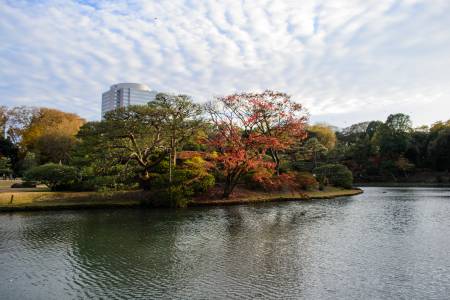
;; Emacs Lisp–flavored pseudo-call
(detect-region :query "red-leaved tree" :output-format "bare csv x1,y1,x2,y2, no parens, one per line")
206,91,308,198
219,90,309,174
206,102,279,198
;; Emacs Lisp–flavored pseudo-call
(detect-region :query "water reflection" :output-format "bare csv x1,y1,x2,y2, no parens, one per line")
1,188,450,299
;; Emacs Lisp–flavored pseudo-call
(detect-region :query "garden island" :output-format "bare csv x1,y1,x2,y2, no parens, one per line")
0,91,363,211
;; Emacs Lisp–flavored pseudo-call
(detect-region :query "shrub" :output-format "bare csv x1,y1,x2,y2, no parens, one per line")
24,163,79,191
144,167,215,208
191,173,215,194
11,181,37,188
295,172,319,190
247,169,299,192
313,164,353,189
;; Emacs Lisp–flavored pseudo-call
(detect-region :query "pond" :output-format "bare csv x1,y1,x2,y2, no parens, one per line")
1,187,450,299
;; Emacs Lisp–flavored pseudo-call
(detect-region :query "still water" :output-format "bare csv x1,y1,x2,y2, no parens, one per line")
1,187,450,299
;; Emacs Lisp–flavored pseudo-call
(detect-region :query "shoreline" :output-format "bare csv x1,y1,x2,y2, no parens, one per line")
0,188,363,212
356,182,450,187
190,188,363,207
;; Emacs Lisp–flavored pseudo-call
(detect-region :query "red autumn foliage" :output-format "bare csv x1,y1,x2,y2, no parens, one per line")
207,121,278,198
218,90,309,174
205,90,309,198
251,170,299,192
295,172,319,190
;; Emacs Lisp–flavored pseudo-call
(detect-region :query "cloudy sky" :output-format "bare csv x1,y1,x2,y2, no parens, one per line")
1,0,450,127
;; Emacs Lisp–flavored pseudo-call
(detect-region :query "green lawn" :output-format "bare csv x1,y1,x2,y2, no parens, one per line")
0,190,145,211
0,186,363,211
0,180,17,189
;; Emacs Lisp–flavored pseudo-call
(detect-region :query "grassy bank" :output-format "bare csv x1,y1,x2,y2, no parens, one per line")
0,187,363,212
190,187,363,207
0,190,148,212
357,182,450,187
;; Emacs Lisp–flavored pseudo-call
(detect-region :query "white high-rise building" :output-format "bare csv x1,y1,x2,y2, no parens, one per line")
101,83,158,117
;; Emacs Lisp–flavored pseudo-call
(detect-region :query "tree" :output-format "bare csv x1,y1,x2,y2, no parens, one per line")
314,164,353,189
4,106,38,144
19,152,38,174
405,129,429,168
216,90,308,174
71,121,133,191
428,127,450,171
0,137,19,173
0,106,7,138
366,121,384,139
308,124,336,150
430,120,450,135
206,100,280,198
24,163,79,191
385,113,412,133
84,105,171,189
148,93,203,167
395,155,415,177
373,114,412,160
20,108,85,164
0,156,12,176
303,138,328,168
340,121,371,143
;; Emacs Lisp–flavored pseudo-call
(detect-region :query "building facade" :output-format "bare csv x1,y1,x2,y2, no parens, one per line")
101,83,158,117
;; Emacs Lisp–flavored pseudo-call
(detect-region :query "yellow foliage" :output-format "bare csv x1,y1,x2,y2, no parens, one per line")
308,123,337,150
21,108,85,150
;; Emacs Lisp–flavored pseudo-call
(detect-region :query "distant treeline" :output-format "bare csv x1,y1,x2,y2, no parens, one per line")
329,114,450,182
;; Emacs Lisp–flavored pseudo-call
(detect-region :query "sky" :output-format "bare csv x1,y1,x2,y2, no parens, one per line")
1,0,450,128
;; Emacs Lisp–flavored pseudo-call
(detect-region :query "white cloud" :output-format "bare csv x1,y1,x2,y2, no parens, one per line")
1,0,450,126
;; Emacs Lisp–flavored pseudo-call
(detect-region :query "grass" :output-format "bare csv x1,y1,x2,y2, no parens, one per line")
190,186,363,206
0,180,17,189
0,179,49,192
0,190,147,211
0,185,363,212
306,187,364,198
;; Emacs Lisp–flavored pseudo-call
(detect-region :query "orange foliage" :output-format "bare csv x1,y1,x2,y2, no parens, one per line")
21,108,85,150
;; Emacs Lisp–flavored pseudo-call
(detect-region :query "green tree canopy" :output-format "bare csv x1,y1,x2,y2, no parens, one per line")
428,127,450,171
0,156,12,175
149,93,204,166
24,163,79,191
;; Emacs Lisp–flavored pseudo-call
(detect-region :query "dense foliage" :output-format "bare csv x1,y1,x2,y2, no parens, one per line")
11,92,450,204
24,163,79,191
331,115,450,182
314,164,353,189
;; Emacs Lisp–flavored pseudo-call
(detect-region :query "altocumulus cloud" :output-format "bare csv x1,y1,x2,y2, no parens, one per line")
1,0,450,126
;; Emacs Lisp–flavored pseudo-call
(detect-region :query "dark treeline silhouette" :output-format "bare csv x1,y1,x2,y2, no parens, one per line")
327,114,450,183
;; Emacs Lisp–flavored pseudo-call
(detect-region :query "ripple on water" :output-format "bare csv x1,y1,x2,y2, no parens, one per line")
1,189,450,299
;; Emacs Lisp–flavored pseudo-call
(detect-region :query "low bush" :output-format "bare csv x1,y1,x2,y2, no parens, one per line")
24,163,79,191
313,164,353,189
73,176,127,192
247,169,298,192
144,166,215,208
295,172,319,190
11,181,37,188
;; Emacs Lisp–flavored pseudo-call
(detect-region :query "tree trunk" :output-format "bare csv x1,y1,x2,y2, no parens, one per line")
269,148,281,175
172,148,177,167
171,137,177,167
222,183,232,198
313,151,317,168
222,174,235,198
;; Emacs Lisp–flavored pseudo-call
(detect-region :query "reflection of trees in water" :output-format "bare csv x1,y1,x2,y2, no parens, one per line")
383,188,419,233
351,188,421,294
13,201,352,298
217,203,325,296
19,211,80,251
70,209,185,298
